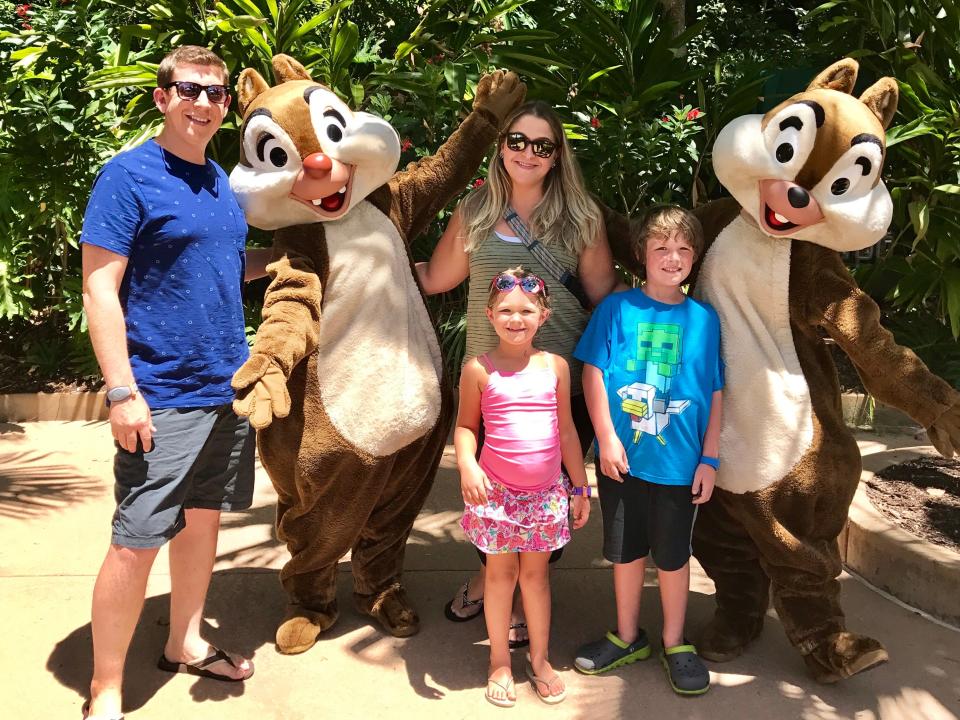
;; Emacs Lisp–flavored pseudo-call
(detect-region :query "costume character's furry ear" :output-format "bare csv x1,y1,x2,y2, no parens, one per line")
859,77,899,129
272,54,313,83
237,68,270,116
807,58,859,94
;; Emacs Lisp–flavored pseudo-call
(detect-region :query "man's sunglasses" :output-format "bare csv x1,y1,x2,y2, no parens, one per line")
504,131,558,159
163,81,230,105
491,272,548,295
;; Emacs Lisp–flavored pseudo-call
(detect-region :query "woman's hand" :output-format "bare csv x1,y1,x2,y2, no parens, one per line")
460,463,492,506
571,494,590,529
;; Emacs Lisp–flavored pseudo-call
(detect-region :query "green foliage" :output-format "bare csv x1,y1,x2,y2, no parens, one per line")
0,0,957,389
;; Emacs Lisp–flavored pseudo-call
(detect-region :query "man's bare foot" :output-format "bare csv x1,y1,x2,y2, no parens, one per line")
161,643,253,680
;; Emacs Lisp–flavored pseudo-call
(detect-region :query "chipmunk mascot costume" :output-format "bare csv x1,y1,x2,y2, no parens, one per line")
228,55,525,654
687,59,960,682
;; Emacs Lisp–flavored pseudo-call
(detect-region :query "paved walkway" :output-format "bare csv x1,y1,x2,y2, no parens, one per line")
1,421,958,720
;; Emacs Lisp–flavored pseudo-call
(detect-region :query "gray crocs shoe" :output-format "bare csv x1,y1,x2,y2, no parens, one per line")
574,629,651,675
661,642,710,695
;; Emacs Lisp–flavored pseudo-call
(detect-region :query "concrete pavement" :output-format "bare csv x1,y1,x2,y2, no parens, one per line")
1,420,958,720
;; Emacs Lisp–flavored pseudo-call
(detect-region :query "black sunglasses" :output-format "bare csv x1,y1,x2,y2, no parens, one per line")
504,131,558,159
163,81,230,105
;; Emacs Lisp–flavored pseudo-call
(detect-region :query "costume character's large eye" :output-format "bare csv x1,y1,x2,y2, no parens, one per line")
813,141,883,203
241,112,299,174
304,85,353,152
763,102,819,173
322,109,346,143
257,132,291,168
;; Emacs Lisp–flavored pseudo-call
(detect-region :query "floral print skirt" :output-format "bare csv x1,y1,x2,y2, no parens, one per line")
461,474,571,554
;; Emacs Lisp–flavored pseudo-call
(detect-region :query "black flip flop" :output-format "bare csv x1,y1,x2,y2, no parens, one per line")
508,621,530,650
157,646,254,682
443,579,484,622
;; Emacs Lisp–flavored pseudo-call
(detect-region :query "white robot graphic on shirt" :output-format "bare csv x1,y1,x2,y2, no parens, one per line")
618,322,689,445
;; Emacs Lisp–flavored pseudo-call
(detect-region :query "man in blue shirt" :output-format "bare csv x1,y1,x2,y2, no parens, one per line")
81,46,270,720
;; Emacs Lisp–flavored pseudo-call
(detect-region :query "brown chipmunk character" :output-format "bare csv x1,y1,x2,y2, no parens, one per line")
229,55,525,654
686,59,960,682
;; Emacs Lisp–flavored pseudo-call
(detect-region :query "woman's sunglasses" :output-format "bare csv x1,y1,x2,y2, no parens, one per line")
503,131,558,159
491,272,548,295
164,81,230,105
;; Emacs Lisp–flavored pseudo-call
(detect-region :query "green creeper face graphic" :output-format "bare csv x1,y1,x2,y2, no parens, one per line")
637,323,681,377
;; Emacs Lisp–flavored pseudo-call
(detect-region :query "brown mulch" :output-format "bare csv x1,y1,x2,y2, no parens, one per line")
0,355,101,395
866,456,960,554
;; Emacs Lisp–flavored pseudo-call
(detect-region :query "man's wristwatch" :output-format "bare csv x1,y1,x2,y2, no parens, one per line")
106,382,138,404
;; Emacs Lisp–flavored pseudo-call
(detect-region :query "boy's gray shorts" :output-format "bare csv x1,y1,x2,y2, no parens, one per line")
111,404,255,548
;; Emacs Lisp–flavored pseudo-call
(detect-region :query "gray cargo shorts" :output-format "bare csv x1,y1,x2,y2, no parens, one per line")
111,404,255,548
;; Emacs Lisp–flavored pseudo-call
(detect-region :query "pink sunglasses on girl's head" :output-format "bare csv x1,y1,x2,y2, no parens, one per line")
490,272,548,295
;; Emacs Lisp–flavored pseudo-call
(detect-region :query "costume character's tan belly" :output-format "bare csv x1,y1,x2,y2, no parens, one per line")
695,214,814,494
316,201,442,457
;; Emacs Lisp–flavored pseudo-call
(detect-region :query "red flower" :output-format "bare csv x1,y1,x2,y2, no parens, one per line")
22,21,31,29
15,4,31,18
473,178,485,189
401,138,413,152
661,115,670,123
686,108,702,121
590,116,601,129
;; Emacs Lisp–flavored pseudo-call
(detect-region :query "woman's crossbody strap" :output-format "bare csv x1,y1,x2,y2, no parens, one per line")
503,207,591,311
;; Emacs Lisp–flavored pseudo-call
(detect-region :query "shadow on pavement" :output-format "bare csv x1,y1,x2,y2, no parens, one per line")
0,448,103,519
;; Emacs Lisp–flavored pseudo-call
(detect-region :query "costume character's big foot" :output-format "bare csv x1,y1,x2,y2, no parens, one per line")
354,583,419,638
803,632,888,684
803,630,890,684
697,610,764,663
276,601,339,655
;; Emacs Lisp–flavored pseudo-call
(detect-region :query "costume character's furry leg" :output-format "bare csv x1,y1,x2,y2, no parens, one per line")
693,489,769,661
351,384,454,637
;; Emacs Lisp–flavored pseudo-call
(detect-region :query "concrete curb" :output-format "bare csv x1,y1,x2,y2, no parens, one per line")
0,391,108,422
841,466,960,628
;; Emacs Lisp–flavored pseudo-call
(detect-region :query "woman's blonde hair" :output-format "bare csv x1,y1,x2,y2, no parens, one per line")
485,266,551,312
459,101,601,256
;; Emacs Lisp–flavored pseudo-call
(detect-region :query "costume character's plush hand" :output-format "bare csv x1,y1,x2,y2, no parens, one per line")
231,353,291,430
927,400,960,458
473,70,526,126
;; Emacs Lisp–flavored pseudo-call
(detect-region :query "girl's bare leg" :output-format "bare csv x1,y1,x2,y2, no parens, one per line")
519,551,564,698
484,553,519,702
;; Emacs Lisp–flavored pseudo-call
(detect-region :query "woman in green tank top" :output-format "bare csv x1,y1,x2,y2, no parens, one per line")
417,100,619,663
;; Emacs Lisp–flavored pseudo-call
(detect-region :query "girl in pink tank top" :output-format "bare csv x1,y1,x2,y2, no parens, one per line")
455,267,591,708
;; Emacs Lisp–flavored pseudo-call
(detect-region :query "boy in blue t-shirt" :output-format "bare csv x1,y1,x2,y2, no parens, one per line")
572,205,723,695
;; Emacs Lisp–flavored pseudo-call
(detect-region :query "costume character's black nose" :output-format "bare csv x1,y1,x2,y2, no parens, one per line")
788,186,810,208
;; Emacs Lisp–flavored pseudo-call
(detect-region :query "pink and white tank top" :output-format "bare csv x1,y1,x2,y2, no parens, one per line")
478,354,562,492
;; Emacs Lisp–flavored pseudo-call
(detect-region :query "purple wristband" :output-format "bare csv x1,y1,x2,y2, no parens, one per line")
571,485,593,497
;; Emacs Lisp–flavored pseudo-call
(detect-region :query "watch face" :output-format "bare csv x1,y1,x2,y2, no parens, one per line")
107,386,132,402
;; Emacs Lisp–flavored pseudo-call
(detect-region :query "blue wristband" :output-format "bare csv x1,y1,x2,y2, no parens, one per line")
699,455,720,470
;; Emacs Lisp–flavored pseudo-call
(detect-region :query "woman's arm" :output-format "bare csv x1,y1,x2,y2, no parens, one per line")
578,220,618,306
552,355,588,488
551,354,591,529
454,358,490,505
415,206,471,295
